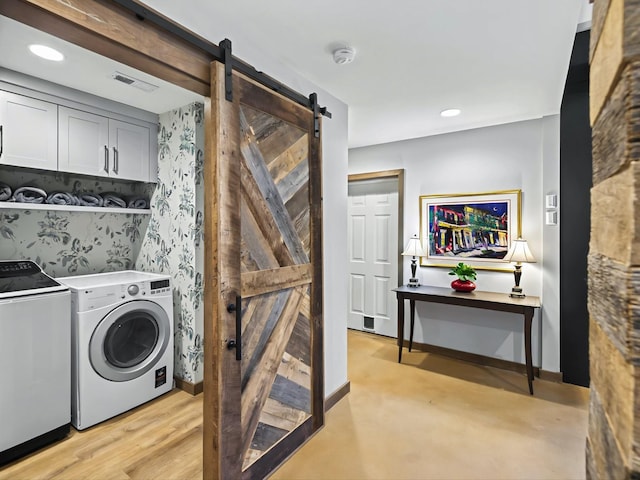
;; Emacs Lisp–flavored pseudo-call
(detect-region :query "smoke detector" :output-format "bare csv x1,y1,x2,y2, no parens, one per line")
111,71,159,93
333,47,356,65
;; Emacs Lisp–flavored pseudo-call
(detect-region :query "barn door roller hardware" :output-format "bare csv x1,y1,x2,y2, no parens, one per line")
112,0,331,129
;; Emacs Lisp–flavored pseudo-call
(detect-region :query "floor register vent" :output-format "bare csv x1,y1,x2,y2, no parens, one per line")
111,72,159,93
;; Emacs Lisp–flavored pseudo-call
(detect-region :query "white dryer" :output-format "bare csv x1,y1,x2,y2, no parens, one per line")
58,271,174,430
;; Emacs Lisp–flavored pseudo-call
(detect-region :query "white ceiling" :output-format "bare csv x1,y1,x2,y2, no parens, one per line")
0,1,591,148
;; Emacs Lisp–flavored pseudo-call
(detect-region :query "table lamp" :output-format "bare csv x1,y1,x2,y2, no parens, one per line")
401,234,426,287
502,238,536,298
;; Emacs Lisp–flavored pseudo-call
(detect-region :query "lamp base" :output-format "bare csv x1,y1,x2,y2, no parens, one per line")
407,278,420,288
509,286,526,298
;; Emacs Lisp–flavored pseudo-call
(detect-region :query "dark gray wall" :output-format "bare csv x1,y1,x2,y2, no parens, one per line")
560,30,591,386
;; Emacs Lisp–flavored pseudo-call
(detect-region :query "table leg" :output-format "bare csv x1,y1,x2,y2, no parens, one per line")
524,307,534,395
397,295,404,363
409,299,416,352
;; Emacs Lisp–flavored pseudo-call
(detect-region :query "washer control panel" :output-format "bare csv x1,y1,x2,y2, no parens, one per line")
150,279,171,295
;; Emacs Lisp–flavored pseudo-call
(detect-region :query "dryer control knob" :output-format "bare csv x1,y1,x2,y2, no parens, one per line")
127,284,139,296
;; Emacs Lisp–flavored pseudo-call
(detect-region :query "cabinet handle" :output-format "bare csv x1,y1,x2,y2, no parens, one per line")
104,145,109,173
113,147,118,174
0,125,3,158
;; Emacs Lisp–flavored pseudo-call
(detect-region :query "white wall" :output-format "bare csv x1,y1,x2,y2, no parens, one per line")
349,117,561,372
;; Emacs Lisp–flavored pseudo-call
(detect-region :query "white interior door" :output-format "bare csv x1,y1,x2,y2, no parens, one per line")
347,178,399,337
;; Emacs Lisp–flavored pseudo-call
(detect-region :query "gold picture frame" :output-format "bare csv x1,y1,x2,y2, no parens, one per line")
419,189,522,272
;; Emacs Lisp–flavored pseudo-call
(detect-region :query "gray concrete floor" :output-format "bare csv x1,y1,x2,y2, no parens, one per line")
273,329,589,480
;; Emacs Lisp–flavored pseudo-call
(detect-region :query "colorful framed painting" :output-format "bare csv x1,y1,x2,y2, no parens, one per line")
419,190,521,271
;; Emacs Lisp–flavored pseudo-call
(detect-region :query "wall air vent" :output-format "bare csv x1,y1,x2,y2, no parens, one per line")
111,71,159,93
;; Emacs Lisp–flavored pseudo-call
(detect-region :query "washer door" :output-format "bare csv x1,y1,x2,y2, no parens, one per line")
90,300,171,382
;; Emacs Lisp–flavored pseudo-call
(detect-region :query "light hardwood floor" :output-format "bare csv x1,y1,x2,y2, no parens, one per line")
0,330,589,480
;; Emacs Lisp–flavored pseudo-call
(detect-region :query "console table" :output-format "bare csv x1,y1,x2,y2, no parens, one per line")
392,285,541,394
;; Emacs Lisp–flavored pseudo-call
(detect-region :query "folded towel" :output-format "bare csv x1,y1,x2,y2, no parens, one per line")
13,186,47,204
127,197,149,209
46,192,79,206
0,183,11,202
103,193,127,208
77,193,104,207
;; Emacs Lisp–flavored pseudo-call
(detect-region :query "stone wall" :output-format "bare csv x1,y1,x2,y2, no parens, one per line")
587,0,640,477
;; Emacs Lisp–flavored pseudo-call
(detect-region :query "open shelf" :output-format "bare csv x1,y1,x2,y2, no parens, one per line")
0,201,151,215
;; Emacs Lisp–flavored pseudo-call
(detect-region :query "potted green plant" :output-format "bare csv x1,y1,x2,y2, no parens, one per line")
448,262,477,292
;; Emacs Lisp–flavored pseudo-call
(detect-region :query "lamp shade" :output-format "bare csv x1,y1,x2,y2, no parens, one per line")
402,235,426,257
503,238,536,263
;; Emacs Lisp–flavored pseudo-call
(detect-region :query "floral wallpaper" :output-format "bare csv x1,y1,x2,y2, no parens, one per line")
136,102,205,384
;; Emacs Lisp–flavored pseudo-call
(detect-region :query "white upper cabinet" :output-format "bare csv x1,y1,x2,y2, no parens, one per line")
58,107,151,182
109,119,150,182
0,91,58,171
58,106,109,177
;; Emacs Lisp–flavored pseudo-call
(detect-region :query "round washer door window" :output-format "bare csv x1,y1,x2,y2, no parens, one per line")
90,300,171,382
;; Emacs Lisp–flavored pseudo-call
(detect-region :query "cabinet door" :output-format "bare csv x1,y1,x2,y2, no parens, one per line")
0,91,57,170
109,119,150,182
58,106,109,177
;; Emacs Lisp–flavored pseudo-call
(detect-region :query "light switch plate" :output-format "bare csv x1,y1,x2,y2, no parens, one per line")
546,211,558,225
545,194,558,209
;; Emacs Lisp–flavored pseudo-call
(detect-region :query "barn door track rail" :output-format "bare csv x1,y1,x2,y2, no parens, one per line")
112,0,331,136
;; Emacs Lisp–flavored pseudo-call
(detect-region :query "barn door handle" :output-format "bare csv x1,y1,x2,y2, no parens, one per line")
226,295,241,361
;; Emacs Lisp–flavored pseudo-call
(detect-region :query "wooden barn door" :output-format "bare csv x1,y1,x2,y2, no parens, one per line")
204,61,324,479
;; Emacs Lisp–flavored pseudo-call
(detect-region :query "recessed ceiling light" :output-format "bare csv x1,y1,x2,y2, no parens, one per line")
440,108,461,117
29,44,64,62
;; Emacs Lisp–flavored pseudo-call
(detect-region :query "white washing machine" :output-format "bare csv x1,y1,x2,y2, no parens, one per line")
58,271,174,430
0,260,70,465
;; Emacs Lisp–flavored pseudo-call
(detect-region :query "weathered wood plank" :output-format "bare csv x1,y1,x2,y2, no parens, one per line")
203,62,242,480
241,106,306,167
241,198,279,272
240,109,309,265
240,285,306,461
590,163,638,265
250,422,289,452
241,264,312,298
269,135,309,183
588,253,632,358
259,396,309,432
240,294,258,335
308,112,325,429
269,374,311,414
587,385,628,479
242,290,289,388
242,448,262,470
589,318,634,458
241,159,295,267
285,182,310,232
300,289,311,320
278,351,311,389
590,0,624,124
279,162,309,205
592,62,630,186
285,314,311,368
590,0,612,62
292,208,311,256
237,73,310,131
